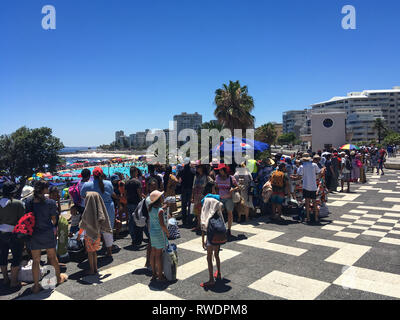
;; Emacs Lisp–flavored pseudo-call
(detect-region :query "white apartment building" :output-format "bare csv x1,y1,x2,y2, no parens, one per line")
282,110,308,138
311,86,400,141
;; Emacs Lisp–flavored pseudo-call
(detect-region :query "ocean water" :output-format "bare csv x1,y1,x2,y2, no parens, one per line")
66,164,148,178
60,147,97,154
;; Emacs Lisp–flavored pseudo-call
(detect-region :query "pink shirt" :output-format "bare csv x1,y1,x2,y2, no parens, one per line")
216,175,237,199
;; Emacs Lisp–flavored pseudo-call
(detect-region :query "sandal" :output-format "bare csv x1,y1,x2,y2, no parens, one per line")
200,281,215,288
214,270,222,280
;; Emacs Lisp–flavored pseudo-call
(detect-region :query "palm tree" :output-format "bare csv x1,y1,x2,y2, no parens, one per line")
255,123,277,145
214,81,255,136
373,118,387,144
200,120,225,132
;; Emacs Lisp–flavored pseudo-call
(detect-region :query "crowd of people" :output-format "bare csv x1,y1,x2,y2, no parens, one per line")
0,144,394,292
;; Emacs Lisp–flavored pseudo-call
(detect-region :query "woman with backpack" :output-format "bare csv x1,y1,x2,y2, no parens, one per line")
28,180,68,294
215,164,239,239
0,181,25,288
200,181,225,288
269,163,289,223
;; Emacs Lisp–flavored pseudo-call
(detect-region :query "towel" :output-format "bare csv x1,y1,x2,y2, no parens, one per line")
200,197,224,232
201,194,220,205
79,192,112,241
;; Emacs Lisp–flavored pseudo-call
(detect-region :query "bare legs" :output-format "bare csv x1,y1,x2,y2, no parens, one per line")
150,247,165,281
87,252,98,275
31,248,67,294
202,245,220,287
305,198,319,222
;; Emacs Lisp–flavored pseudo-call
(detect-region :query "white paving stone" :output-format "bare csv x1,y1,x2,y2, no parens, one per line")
362,230,387,237
297,237,371,266
333,266,400,299
322,225,345,232
98,283,182,300
379,237,400,246
248,271,330,300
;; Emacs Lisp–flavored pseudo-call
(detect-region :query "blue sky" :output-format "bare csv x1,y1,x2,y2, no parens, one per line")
1,0,399,146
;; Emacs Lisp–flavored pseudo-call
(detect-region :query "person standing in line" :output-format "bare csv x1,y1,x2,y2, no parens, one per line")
191,164,211,231
371,149,379,174
28,181,68,294
177,159,195,227
148,191,169,282
80,167,117,257
339,152,352,193
0,182,25,288
125,166,144,247
78,192,113,275
70,169,91,236
296,153,321,223
378,147,387,175
200,181,224,288
163,165,179,216
269,163,289,223
215,163,239,238
324,154,335,192
233,162,254,223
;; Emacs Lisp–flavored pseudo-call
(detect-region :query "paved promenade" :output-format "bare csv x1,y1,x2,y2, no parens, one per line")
1,169,400,300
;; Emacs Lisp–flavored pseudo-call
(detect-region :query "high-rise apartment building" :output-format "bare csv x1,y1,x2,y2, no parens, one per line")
173,112,203,136
311,86,400,140
282,110,308,138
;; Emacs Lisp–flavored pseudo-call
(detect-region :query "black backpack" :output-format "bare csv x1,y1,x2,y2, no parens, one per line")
207,213,227,246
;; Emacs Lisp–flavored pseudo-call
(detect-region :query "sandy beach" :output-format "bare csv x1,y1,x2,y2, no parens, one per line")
61,152,151,159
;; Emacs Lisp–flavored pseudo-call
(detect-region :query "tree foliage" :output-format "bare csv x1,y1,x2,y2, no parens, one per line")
277,132,297,145
214,80,255,135
373,118,388,144
383,131,400,146
255,123,277,145
0,127,64,178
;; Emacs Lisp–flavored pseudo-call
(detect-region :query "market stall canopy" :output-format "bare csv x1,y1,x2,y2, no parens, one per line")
212,137,269,154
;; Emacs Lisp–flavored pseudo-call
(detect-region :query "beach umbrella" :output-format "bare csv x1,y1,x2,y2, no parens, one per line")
61,173,72,177
212,137,269,154
340,144,360,151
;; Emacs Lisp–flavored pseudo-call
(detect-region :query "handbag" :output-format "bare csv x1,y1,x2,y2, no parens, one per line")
230,176,241,204
13,198,35,241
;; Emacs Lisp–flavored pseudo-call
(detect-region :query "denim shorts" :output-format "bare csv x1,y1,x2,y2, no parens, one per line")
271,193,285,205
221,198,234,212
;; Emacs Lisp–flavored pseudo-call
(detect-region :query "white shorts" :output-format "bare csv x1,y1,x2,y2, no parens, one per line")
102,232,114,248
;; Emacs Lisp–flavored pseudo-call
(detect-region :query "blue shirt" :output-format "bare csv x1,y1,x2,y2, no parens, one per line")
80,179,115,228
80,180,114,205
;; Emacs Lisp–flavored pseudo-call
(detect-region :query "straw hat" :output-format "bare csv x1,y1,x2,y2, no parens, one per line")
149,190,164,205
301,153,312,162
21,185,34,200
350,151,356,156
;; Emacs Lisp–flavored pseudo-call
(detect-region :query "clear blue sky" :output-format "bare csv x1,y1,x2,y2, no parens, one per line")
1,0,399,146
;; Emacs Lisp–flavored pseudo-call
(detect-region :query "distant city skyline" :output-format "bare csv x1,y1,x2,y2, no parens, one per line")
1,0,400,146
